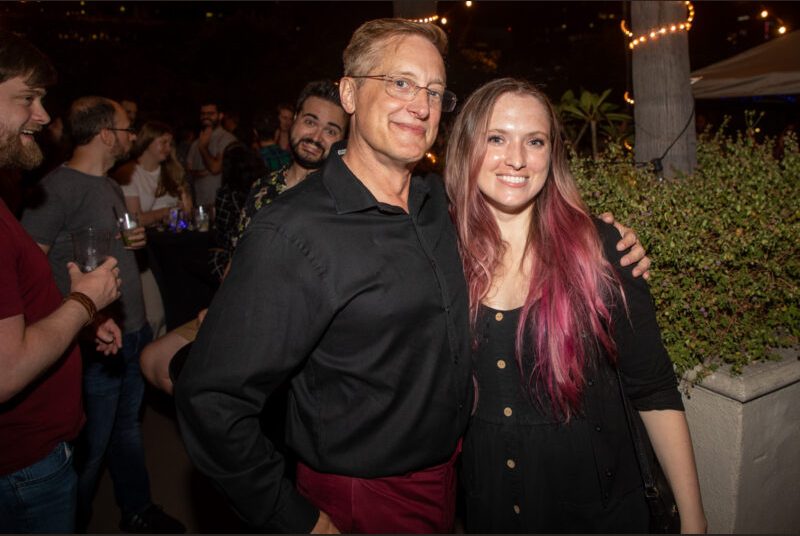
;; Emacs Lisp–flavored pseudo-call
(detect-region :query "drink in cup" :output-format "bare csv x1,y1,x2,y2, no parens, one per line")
117,212,138,246
194,206,210,232
71,227,112,272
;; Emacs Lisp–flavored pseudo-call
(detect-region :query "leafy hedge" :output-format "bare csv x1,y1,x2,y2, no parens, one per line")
572,129,800,374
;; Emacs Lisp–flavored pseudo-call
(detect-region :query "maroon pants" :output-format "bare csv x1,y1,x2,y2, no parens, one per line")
296,442,461,534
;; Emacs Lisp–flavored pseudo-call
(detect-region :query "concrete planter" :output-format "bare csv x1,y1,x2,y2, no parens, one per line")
681,348,800,534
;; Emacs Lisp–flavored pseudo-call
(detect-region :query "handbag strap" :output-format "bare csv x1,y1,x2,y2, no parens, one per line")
614,366,659,496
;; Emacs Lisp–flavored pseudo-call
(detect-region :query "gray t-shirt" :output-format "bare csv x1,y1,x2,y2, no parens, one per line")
21,165,146,334
186,127,237,206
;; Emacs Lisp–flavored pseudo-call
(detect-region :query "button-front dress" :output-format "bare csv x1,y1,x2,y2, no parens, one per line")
461,222,683,533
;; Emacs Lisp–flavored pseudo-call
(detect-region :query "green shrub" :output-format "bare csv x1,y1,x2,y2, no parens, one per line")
572,130,800,375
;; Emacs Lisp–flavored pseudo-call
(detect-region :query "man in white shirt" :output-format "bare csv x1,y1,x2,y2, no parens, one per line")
185,101,236,206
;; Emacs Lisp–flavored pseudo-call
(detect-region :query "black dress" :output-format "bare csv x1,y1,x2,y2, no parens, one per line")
461,221,683,533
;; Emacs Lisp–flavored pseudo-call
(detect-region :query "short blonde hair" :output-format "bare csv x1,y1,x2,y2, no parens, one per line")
343,18,448,77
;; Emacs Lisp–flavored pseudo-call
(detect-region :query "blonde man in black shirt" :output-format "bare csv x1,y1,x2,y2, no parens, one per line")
176,18,649,534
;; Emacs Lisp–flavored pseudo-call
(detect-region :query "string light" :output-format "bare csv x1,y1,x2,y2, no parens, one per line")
621,1,694,50
410,14,439,24
425,152,437,164
778,26,787,34
466,1,473,7
623,91,635,105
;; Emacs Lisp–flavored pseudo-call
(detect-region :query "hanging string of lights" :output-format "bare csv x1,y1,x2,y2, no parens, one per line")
410,14,440,24
620,1,695,50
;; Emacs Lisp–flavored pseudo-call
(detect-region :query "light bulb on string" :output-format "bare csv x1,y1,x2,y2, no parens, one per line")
622,1,694,50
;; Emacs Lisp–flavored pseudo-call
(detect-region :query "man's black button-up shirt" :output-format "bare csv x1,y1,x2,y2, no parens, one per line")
175,144,473,533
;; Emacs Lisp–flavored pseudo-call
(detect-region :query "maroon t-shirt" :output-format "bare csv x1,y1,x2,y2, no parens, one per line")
0,199,84,475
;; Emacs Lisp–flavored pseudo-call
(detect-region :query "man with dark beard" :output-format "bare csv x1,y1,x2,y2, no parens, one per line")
186,101,237,206
21,96,185,533
235,79,347,242
0,32,123,534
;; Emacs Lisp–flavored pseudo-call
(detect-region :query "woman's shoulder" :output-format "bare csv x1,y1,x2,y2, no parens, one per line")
592,217,625,266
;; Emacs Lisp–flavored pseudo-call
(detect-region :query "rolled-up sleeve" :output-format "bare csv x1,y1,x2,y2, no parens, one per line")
174,217,335,532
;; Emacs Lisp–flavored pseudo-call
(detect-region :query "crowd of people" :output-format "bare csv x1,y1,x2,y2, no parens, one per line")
1,18,707,535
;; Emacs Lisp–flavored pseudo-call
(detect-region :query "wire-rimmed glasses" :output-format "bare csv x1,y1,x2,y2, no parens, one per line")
350,74,458,112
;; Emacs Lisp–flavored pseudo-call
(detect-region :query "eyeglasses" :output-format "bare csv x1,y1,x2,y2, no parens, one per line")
351,74,457,113
106,127,136,134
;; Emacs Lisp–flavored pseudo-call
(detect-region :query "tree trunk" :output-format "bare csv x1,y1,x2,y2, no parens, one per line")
632,1,696,179
590,120,599,160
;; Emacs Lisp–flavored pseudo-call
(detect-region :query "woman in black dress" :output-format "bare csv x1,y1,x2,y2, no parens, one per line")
444,78,706,533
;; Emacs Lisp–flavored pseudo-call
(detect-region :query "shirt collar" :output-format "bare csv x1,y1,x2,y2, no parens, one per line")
322,141,431,216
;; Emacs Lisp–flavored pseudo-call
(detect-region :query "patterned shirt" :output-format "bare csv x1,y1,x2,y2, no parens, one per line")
210,183,248,281
259,143,292,174
232,164,290,250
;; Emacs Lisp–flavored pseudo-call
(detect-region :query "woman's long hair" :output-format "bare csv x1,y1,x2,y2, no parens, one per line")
132,121,188,199
444,78,623,419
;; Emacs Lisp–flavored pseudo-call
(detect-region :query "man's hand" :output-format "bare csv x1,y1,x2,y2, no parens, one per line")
120,225,147,250
310,511,340,534
94,317,122,355
599,212,651,279
198,126,213,149
68,257,121,311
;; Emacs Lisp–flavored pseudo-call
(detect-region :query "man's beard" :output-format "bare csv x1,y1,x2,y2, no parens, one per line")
290,137,326,170
112,138,130,163
0,128,43,170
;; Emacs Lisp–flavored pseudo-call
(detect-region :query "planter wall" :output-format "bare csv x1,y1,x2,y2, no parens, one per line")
681,349,800,534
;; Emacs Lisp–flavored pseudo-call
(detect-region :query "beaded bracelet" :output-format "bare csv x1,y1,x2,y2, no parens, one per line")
64,291,97,326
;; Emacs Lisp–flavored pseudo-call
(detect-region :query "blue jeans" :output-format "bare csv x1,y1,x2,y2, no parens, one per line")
76,324,153,524
0,442,77,533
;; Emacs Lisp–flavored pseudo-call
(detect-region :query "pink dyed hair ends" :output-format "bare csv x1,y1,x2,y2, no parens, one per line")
444,78,623,419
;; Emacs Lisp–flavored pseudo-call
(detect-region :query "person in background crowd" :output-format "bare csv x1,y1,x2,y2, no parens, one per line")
114,120,192,340
120,99,138,129
185,101,237,206
253,109,292,173
446,78,706,533
209,143,266,281
21,96,185,533
175,19,651,533
221,108,240,134
235,79,347,246
275,102,293,151
116,121,193,228
140,79,348,396
0,31,122,533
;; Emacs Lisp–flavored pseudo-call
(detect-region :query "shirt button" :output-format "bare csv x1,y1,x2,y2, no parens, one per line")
497,359,506,369
587,379,594,386
513,504,521,514
495,312,504,321
506,459,516,469
605,468,613,477
503,407,513,417
595,425,602,432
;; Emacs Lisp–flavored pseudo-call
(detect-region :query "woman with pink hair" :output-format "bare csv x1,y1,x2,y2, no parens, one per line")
445,78,706,533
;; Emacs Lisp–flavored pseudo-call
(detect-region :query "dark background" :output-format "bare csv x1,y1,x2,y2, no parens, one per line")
5,1,799,133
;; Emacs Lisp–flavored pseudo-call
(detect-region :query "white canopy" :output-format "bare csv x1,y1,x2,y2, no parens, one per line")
691,31,800,98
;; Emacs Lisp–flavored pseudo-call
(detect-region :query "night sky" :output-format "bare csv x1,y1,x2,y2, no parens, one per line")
5,1,799,130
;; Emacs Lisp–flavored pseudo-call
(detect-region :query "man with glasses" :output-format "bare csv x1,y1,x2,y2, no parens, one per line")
176,18,648,534
22,97,185,533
